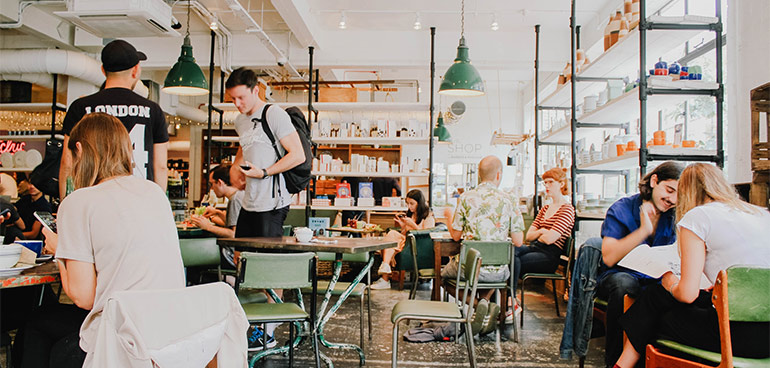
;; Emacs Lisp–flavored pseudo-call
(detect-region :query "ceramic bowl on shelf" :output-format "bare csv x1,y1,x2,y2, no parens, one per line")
13,151,26,168
0,152,13,168
25,149,42,168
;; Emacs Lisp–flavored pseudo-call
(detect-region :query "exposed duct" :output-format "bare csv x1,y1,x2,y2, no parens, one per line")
223,0,300,77
0,73,57,89
0,49,105,86
188,0,233,73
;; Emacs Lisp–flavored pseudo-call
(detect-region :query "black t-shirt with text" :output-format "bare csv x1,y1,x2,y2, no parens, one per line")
62,88,169,181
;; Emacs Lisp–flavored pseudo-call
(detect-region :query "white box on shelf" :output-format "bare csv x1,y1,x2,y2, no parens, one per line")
383,197,403,208
357,197,375,207
334,197,353,207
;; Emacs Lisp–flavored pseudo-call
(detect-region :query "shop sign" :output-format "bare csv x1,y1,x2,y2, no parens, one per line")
436,139,494,163
0,140,26,154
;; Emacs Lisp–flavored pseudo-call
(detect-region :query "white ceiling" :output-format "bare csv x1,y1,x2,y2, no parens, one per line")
0,0,627,99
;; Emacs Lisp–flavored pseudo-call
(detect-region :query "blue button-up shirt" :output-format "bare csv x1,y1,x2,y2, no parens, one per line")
599,193,676,280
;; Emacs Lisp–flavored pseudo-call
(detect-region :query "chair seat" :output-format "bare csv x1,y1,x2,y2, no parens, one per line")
241,302,308,322
301,281,366,296
522,272,564,280
445,279,507,289
655,339,770,368
391,300,462,323
418,268,435,278
237,289,268,304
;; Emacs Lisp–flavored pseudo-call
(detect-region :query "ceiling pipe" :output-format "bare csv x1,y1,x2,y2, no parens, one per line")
0,1,65,29
187,0,233,73
0,49,105,86
223,0,301,78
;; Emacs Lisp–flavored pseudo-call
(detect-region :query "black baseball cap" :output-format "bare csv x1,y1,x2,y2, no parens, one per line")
101,40,147,72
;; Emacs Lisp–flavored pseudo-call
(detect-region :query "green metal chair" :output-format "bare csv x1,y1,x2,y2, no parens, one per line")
646,265,770,368
520,237,575,327
446,240,519,345
179,237,223,284
391,248,483,368
394,229,437,299
236,252,320,368
303,251,371,351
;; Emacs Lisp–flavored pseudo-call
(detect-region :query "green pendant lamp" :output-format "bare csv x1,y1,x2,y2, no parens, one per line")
163,1,208,96
433,116,452,142
439,0,485,97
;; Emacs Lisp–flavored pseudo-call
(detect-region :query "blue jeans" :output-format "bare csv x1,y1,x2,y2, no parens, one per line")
513,241,562,293
596,270,658,367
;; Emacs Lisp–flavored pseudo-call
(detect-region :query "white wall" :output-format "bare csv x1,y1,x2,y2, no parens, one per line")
727,0,770,184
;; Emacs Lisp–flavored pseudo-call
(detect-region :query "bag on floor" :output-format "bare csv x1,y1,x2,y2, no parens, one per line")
403,322,457,343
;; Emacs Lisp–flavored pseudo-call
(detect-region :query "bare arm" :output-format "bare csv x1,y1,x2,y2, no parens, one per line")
59,135,71,200
510,231,524,247
230,148,246,190
22,221,42,239
537,229,563,245
190,215,235,238
153,142,168,191
663,227,707,304
525,225,544,242
58,259,97,310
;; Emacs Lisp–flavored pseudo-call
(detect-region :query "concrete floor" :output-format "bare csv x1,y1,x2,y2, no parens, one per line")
256,281,607,368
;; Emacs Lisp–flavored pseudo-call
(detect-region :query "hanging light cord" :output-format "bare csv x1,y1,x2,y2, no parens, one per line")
460,0,465,38
185,0,191,37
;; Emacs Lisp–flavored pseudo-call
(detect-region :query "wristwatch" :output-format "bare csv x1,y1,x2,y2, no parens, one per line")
262,168,270,178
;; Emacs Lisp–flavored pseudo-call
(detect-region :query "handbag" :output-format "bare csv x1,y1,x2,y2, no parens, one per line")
29,138,63,198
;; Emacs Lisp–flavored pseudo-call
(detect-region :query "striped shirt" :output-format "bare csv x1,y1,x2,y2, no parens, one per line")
532,203,575,249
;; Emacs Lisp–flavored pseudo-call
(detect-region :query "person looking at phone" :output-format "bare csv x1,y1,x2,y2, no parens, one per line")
15,113,184,368
190,164,244,268
370,189,435,290
224,67,304,238
14,181,51,240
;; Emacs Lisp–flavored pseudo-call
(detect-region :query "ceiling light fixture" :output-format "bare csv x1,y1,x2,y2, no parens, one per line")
490,14,499,31
338,11,347,29
163,0,209,96
209,20,218,31
414,12,422,30
439,0,485,96
434,115,452,142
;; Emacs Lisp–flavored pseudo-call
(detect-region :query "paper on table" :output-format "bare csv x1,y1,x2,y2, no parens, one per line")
618,244,711,289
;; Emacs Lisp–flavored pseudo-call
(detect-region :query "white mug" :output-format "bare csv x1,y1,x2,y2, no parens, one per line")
294,227,313,243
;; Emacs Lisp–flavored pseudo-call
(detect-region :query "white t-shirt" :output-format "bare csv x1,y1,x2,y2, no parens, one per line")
234,104,295,212
55,175,185,352
677,201,770,285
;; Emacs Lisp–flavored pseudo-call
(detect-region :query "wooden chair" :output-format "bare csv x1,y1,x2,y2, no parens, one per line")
520,237,575,327
391,248,482,368
646,266,770,368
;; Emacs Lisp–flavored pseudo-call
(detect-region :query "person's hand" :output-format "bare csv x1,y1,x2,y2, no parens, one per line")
0,211,9,224
661,271,679,292
442,207,453,221
240,161,264,179
401,216,417,230
42,227,58,255
190,215,213,231
202,206,219,218
394,214,405,227
639,201,656,236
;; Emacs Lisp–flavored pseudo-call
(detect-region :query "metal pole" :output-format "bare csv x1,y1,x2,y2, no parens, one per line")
639,0,648,176
428,27,436,207
220,70,225,103
206,29,215,192
570,0,577,206
51,73,57,137
306,46,314,224
714,0,724,168
534,25,540,211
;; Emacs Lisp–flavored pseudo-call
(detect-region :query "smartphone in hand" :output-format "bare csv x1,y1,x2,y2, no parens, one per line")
240,164,252,171
34,211,57,234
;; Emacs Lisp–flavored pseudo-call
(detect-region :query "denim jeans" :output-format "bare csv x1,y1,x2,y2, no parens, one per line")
559,237,603,360
512,241,562,293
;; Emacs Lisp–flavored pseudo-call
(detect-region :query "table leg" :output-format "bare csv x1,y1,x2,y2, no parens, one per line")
432,240,442,301
316,253,373,366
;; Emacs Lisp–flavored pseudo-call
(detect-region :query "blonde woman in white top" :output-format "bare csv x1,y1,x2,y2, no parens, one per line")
614,163,770,368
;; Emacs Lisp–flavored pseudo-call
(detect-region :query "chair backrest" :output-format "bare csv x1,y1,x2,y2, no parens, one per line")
725,265,770,322
394,228,439,272
179,238,220,268
561,237,575,276
459,248,483,317
460,240,512,266
238,252,316,290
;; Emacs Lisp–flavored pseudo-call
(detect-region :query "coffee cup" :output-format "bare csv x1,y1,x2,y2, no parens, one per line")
15,240,43,257
294,227,313,243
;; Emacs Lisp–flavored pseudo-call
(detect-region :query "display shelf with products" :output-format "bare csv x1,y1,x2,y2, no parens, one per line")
312,171,429,178
212,102,429,112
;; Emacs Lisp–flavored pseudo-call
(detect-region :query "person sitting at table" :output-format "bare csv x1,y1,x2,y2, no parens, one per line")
14,180,52,241
190,164,245,269
512,167,574,312
370,189,435,290
442,156,525,334
14,113,185,368
614,163,770,368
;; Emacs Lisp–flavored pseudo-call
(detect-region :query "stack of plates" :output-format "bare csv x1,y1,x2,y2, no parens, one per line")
0,149,43,169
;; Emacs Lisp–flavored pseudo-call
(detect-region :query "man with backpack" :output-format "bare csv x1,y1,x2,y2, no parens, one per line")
225,67,306,238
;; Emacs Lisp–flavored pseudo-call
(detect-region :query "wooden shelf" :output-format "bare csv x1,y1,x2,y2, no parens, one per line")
313,171,429,178
540,125,571,144
576,211,606,220
313,137,428,145
0,168,34,172
212,102,429,112
578,148,717,171
0,102,66,111
0,134,64,141
310,205,407,211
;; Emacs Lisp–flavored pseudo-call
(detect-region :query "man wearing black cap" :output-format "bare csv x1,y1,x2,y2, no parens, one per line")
59,39,169,198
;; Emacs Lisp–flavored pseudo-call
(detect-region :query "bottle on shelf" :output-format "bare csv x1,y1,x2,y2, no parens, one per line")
609,11,623,48
604,13,613,51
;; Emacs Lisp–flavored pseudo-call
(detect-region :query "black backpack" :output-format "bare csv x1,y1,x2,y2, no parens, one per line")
258,104,313,194
29,138,64,198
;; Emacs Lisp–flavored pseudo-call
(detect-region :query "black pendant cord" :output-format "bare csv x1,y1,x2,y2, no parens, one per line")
428,27,436,206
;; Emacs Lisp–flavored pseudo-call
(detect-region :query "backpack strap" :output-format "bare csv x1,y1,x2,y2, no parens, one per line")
252,104,282,203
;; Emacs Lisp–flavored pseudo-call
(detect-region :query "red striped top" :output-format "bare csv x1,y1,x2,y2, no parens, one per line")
532,203,575,249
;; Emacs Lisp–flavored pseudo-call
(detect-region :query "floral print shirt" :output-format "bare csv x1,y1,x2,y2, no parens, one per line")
452,182,526,241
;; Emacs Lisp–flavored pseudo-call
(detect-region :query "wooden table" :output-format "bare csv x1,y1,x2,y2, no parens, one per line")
0,261,60,289
430,232,461,301
217,236,397,367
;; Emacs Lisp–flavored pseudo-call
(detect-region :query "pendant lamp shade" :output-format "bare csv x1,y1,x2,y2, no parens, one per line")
433,116,452,142
163,35,209,96
439,38,485,96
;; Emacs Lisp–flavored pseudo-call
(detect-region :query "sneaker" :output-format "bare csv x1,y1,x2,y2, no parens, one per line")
470,299,488,335
247,326,277,350
378,262,392,275
370,277,391,290
480,302,500,335
504,302,522,325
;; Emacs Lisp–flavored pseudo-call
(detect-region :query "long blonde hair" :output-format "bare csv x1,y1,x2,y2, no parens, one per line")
676,163,759,222
68,113,133,189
